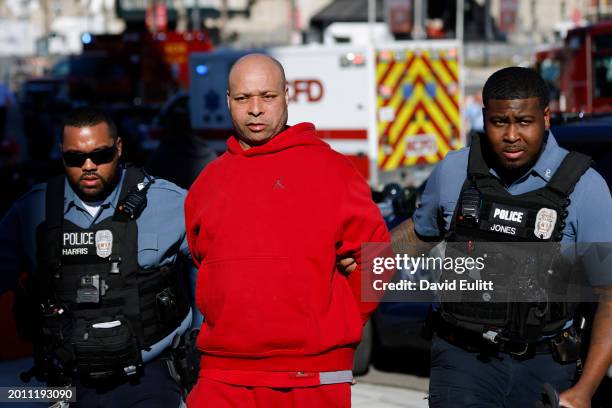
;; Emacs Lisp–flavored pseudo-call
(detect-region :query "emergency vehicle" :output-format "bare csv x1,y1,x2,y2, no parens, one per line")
189,40,463,187
535,20,612,114
20,30,214,110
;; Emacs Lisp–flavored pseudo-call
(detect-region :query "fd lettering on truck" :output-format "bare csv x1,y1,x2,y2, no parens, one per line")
289,79,324,103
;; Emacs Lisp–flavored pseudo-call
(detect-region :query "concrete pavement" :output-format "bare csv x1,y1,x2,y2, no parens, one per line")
352,382,429,408
352,367,429,408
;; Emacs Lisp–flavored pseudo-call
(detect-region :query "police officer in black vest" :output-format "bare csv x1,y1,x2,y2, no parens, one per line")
339,67,612,407
0,107,198,407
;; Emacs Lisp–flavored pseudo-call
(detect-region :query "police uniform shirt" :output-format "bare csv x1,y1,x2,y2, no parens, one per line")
413,131,612,287
0,168,198,362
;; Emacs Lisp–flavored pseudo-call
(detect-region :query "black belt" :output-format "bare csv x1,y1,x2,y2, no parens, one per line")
434,317,558,358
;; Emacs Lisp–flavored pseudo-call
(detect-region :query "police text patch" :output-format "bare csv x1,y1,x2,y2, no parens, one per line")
62,232,94,256
488,203,528,227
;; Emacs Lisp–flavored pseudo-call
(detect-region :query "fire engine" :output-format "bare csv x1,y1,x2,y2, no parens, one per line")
535,20,612,114
189,40,463,187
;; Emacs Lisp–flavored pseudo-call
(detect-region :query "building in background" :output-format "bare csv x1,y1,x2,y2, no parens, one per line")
2,1,612,58
0,0,125,56
491,0,589,43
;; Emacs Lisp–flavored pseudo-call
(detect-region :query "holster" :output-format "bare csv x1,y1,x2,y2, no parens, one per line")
550,328,581,364
167,329,201,393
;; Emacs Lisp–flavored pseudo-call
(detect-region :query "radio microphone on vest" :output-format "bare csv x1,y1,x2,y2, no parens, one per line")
117,172,154,220
460,186,482,223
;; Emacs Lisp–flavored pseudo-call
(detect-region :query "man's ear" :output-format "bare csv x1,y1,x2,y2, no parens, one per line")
543,106,550,130
226,90,230,109
284,82,289,104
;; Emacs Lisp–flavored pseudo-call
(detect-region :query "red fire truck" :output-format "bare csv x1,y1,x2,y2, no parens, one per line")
535,20,612,114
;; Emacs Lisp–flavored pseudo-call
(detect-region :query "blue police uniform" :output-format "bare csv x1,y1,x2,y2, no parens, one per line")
0,167,199,408
413,132,612,407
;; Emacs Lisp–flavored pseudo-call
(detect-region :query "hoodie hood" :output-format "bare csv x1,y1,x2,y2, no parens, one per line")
227,122,328,157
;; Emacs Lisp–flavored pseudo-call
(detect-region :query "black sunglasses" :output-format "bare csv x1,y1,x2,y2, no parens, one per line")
62,144,117,167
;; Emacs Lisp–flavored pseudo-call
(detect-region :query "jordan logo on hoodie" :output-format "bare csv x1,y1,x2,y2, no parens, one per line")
272,178,285,190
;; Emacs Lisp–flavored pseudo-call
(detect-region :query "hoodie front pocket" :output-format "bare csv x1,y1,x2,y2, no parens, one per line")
197,256,312,356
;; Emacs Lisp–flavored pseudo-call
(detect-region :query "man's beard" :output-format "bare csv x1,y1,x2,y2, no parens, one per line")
484,136,546,184
74,171,115,201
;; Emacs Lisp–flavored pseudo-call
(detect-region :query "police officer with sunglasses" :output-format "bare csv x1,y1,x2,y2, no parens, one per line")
0,107,200,407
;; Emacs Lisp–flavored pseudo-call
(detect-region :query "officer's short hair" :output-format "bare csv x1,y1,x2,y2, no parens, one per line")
62,107,118,142
482,67,550,110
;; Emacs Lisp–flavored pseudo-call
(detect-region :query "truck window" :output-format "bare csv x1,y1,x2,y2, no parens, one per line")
593,54,612,98
540,58,561,102
593,34,612,51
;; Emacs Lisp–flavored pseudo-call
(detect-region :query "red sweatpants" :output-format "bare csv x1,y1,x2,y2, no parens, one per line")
186,378,351,408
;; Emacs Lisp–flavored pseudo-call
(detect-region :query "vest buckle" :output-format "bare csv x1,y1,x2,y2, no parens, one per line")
109,256,122,274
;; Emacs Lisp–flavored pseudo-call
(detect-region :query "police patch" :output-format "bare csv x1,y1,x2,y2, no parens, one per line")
95,230,113,258
489,203,527,227
534,208,557,240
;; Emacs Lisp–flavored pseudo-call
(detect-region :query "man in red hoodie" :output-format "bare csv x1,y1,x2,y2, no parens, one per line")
184,54,390,407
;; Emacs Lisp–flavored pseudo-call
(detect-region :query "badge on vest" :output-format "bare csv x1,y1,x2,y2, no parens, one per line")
534,208,557,240
95,230,113,258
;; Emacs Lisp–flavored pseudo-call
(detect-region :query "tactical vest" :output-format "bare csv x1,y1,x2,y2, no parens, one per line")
440,134,592,342
33,168,190,381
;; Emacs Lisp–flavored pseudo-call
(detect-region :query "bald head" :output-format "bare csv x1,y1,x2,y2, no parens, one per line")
228,53,286,93
226,53,289,150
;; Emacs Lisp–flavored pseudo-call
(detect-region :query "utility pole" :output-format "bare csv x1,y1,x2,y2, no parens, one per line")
150,0,158,33
596,0,602,23
175,0,187,31
456,0,464,42
530,0,536,38
40,0,51,55
483,0,492,66
289,0,300,44
220,0,228,43
368,0,375,43
191,0,201,31
560,0,566,20
104,0,111,33
413,0,426,40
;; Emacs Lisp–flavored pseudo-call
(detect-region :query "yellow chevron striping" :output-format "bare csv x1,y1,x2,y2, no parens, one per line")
376,49,461,170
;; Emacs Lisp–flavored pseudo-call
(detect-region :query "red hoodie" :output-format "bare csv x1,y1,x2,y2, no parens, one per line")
185,122,390,374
